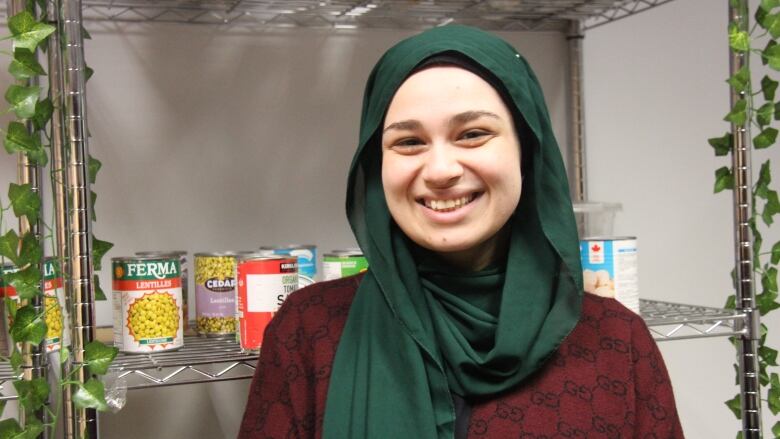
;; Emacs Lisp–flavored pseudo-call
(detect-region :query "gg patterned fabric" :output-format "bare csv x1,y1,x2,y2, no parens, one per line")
238,275,684,439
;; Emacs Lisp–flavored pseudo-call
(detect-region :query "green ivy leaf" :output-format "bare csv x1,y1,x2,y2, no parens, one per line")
16,418,43,439
91,237,113,272
715,166,735,193
17,233,41,268
763,190,780,226
8,11,55,52
708,132,732,156
0,230,20,265
729,23,751,52
9,350,21,374
761,361,771,386
765,40,779,66
4,121,47,166
10,306,45,345
88,155,102,185
761,346,779,366
0,418,23,439
13,378,49,413
763,267,779,293
756,161,772,199
94,274,106,301
772,240,780,264
763,76,779,101
767,42,780,70
725,98,748,125
770,374,780,415
725,393,742,419
85,66,94,82
767,13,780,38
756,289,780,315
773,420,780,437
5,266,40,300
8,183,40,224
60,346,69,365
755,127,779,148
73,378,108,411
31,97,52,132
4,85,40,119
8,48,45,81
727,66,751,92
724,294,736,309
762,0,780,11
758,102,776,127
85,341,118,375
90,190,97,221
758,5,770,27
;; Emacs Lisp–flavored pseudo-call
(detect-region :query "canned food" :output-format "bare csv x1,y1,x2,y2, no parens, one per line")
580,237,639,313
112,256,184,353
236,255,298,353
194,252,237,337
322,250,368,281
136,251,189,330
259,245,316,284
44,258,69,352
0,263,18,356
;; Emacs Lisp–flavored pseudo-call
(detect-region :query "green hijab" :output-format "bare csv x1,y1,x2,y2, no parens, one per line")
323,25,583,439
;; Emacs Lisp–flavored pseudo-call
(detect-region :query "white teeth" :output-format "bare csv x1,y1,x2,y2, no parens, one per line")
424,194,474,212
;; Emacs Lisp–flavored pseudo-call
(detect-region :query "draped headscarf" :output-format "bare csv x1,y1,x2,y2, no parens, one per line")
323,25,583,439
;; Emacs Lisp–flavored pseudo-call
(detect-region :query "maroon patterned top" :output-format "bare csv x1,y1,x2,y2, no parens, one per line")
238,275,684,438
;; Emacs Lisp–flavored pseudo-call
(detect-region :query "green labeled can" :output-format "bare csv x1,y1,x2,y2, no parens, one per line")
112,256,184,353
322,250,368,281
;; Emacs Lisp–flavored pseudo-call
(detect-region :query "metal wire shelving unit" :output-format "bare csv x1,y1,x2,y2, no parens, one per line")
1,0,762,437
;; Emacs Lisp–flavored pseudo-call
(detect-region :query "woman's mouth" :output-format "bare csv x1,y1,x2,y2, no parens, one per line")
417,192,482,212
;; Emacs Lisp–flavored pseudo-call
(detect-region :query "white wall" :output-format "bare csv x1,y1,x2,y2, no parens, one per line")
584,0,780,436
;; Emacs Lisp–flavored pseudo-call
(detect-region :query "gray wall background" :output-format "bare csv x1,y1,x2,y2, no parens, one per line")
0,0,776,437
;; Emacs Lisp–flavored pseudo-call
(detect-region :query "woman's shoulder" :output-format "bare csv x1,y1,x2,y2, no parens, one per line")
569,293,655,350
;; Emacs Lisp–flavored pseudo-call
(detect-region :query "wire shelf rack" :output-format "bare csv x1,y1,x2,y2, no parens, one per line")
0,0,675,32
641,299,744,342
109,335,257,390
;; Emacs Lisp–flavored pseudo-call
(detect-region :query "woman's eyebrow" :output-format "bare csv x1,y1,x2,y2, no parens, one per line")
450,110,501,126
383,120,422,133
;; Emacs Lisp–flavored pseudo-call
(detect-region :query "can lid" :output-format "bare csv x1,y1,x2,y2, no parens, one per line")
326,250,364,257
194,251,239,257
260,244,316,250
136,251,187,257
237,253,288,261
112,255,181,262
580,236,637,241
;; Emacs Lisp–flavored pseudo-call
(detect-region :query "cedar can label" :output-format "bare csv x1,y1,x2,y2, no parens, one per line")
112,257,183,353
194,253,237,336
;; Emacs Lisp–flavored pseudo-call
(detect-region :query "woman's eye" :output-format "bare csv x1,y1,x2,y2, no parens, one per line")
459,130,491,142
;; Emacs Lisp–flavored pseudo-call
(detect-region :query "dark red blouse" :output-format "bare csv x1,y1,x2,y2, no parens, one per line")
238,274,684,438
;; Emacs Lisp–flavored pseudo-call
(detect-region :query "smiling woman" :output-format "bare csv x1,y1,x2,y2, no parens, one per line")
238,25,684,439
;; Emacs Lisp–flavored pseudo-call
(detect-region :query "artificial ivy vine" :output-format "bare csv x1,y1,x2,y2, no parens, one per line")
710,0,780,437
0,4,117,438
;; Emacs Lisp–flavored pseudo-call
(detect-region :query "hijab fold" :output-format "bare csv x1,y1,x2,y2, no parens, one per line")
323,25,583,439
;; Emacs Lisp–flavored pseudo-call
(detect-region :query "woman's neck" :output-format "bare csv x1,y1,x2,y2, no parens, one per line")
431,224,511,272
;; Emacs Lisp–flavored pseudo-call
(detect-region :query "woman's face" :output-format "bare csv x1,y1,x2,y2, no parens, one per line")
381,66,522,266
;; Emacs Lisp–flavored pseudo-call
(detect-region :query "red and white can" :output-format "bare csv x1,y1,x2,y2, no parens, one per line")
236,255,298,353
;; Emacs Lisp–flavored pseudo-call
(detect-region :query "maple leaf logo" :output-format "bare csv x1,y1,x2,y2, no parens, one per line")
591,244,601,252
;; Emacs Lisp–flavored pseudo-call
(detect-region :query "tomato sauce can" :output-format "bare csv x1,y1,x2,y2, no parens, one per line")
579,237,639,313
322,249,368,281
194,252,238,337
259,245,316,284
44,258,70,352
112,256,184,353
236,255,298,353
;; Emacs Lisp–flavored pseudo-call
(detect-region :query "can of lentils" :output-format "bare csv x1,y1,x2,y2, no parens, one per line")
136,251,189,330
194,252,237,337
43,258,70,352
579,237,639,313
236,255,298,353
259,245,316,284
112,256,184,353
322,249,368,281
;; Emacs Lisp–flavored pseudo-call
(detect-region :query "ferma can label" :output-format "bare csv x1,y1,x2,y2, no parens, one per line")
112,257,183,353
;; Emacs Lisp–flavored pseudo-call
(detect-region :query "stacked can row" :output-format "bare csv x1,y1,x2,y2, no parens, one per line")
111,247,369,354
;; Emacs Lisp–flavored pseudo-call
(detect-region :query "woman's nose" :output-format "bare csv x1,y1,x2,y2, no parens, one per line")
421,144,463,188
